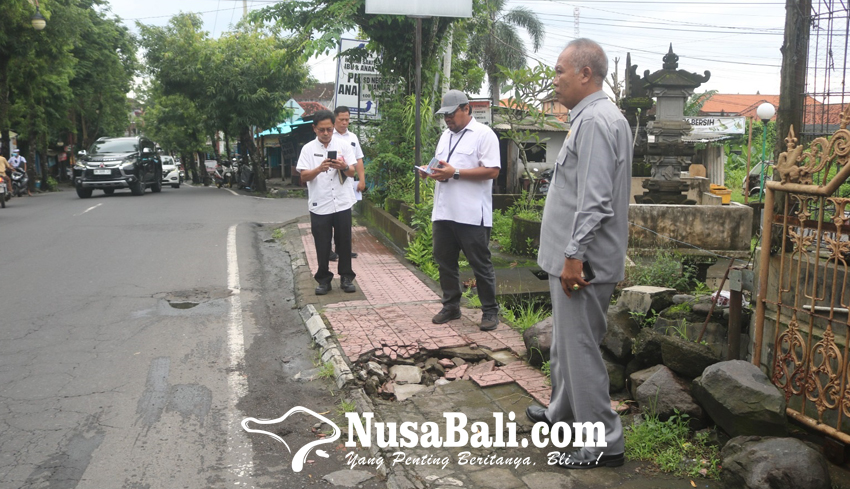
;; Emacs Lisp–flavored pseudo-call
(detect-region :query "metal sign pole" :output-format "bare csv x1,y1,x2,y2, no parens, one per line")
414,17,422,205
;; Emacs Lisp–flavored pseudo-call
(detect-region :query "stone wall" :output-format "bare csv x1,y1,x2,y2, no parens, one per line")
358,200,416,252
629,203,753,251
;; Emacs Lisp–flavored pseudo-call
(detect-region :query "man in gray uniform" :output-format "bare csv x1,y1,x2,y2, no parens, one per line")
527,38,632,469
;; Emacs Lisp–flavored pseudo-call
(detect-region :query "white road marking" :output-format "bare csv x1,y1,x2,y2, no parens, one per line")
225,188,239,196
226,224,255,485
75,203,102,216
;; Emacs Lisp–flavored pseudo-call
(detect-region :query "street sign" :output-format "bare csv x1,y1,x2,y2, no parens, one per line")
469,100,492,126
334,39,380,120
365,0,472,17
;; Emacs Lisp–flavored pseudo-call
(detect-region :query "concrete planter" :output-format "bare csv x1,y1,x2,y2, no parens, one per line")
385,198,404,219
399,202,414,225
510,215,541,257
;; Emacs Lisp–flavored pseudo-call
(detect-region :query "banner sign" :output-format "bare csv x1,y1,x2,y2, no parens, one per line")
469,100,492,126
365,0,472,17
684,117,746,135
334,39,380,120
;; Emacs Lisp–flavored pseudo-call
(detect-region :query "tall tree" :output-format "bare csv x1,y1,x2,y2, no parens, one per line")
467,0,544,105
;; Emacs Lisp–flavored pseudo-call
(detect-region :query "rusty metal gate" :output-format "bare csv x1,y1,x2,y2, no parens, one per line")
754,108,850,443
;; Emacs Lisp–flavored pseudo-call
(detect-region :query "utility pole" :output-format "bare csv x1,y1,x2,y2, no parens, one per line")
243,0,248,18
776,0,810,154
574,7,580,38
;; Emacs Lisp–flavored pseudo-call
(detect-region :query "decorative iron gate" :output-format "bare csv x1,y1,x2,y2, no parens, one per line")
754,107,850,442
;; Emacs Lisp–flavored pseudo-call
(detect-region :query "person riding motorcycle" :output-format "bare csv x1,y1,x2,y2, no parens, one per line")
0,153,13,194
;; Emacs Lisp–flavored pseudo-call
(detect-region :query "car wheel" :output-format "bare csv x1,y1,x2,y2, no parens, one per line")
103,188,115,195
0,194,5,208
151,171,163,193
76,187,93,199
131,179,145,196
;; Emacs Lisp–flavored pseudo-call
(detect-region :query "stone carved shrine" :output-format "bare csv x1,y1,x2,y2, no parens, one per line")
622,45,711,204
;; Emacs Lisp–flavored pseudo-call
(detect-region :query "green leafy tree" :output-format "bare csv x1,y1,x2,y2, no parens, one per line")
497,62,556,194
685,90,717,117
467,0,544,105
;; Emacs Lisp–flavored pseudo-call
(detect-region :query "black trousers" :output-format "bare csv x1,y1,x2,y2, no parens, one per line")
310,209,355,284
432,220,498,314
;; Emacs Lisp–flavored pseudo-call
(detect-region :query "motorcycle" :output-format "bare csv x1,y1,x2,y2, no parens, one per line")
237,160,254,190
221,161,234,188
0,175,7,208
211,164,225,188
11,168,28,197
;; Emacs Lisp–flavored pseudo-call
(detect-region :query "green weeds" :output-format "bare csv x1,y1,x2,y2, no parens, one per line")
624,410,720,480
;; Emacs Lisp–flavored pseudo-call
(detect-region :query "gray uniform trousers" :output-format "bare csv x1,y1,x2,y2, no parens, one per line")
546,277,624,454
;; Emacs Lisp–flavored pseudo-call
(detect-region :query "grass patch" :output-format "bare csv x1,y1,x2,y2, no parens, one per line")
317,361,336,380
271,228,283,241
337,399,356,417
502,300,551,333
541,360,551,380
625,411,720,480
625,249,698,292
665,301,692,315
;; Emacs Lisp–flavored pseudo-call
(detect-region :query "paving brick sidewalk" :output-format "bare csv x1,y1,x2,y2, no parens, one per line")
298,223,550,406
291,221,723,489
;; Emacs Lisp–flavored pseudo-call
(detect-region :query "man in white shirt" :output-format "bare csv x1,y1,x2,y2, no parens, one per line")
424,90,501,331
329,106,366,260
296,110,359,295
9,149,31,196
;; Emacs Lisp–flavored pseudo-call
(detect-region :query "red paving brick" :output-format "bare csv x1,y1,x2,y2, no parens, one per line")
299,223,551,405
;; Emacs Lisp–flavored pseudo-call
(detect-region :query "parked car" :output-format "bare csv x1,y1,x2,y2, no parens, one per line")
161,155,181,188
74,136,163,198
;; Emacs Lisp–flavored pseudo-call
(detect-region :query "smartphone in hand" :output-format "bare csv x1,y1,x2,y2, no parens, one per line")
582,261,596,282
327,150,337,160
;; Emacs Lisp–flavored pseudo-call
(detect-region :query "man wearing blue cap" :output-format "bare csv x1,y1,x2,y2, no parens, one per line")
424,90,501,331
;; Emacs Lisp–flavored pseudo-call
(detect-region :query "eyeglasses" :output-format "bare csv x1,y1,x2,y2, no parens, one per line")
315,127,334,134
443,108,460,119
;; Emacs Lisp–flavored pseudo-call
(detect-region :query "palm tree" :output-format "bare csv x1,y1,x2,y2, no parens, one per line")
468,0,545,105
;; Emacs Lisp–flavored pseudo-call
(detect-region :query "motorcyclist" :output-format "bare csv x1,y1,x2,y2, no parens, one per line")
0,153,13,194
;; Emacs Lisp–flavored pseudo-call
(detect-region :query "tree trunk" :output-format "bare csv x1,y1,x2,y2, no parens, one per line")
0,53,10,158
224,131,232,159
211,132,222,163
240,125,266,193
489,75,500,106
198,151,210,185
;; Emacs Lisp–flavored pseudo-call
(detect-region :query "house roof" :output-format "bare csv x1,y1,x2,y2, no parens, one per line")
293,82,335,103
699,94,782,119
298,101,330,117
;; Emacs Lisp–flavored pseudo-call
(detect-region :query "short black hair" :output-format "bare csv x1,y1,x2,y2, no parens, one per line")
312,110,335,126
334,106,351,116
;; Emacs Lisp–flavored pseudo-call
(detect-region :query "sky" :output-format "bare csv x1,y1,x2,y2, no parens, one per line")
104,0,794,99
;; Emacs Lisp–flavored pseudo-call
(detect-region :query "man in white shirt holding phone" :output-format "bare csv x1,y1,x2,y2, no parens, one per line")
297,110,358,295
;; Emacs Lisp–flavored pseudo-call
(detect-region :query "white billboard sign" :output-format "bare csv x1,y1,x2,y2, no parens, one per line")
334,39,380,120
684,117,746,135
365,0,472,18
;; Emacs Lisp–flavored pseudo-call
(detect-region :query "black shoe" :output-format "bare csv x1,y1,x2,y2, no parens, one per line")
432,307,461,324
526,406,551,426
480,312,499,331
329,251,339,261
351,252,358,258
341,278,356,293
557,448,624,469
315,282,332,295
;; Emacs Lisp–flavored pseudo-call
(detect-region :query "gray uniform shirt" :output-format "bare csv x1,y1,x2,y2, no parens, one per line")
537,90,632,284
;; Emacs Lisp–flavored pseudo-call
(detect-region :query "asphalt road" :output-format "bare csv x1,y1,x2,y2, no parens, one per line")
0,184,375,488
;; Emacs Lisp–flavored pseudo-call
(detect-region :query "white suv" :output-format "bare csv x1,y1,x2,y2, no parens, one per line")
161,155,181,188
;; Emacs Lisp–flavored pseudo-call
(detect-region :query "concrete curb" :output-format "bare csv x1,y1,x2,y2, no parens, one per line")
300,304,355,389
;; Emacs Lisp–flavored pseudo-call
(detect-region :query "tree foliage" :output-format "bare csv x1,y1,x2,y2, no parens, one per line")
139,14,309,192
0,0,137,189
466,0,544,104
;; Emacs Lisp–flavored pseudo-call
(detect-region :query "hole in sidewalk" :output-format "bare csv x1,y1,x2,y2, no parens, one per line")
350,347,516,402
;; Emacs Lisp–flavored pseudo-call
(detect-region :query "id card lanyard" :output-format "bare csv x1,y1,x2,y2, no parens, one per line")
446,129,467,163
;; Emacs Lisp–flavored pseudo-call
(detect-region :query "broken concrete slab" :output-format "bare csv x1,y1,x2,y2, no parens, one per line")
390,365,423,384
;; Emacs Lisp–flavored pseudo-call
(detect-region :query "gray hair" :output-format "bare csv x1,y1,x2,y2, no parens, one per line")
565,38,608,86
